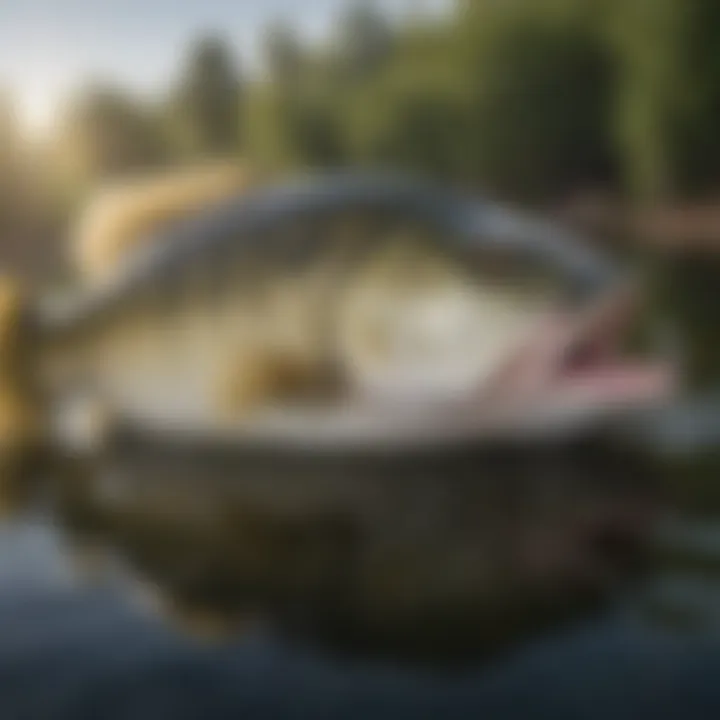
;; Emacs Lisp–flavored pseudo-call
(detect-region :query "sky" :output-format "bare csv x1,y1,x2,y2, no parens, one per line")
0,0,452,134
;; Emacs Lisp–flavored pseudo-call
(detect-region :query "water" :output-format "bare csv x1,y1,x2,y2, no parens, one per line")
4,514,720,719
0,250,717,716
0,508,716,717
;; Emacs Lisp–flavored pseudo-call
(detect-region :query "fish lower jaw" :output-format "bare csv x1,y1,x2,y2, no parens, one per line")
98,367,675,451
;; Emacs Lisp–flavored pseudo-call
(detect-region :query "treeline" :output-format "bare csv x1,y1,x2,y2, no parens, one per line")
2,0,720,276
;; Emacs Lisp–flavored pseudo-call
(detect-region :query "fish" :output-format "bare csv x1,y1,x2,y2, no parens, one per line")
0,171,705,661
0,171,676,457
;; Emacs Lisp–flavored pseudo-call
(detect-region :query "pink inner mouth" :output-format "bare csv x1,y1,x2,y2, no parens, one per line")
555,345,674,407
493,286,677,418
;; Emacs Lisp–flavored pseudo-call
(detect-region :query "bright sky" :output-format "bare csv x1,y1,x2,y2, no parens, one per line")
0,0,452,135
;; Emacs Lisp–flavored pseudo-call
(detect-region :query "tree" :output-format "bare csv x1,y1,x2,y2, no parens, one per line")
334,1,394,83
340,0,616,199
0,92,22,201
612,0,720,200
55,85,169,184
264,21,303,91
173,34,242,157
451,0,616,200
246,20,347,170
342,25,468,177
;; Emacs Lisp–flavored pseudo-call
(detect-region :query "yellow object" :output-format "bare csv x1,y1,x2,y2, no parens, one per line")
216,345,318,418
73,162,260,285
0,276,41,459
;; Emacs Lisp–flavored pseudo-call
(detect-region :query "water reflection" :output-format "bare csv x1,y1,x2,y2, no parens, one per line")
0,430,665,665
0,516,78,592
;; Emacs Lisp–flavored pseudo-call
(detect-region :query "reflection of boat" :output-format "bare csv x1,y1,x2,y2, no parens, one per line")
49,427,659,662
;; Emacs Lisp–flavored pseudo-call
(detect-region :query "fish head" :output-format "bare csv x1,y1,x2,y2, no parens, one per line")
333,206,677,440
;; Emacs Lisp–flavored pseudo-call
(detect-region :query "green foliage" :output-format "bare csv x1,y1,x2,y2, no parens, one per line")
247,0,619,200
333,0,394,83
341,31,468,178
457,1,616,199
63,87,170,181
264,21,304,91
0,93,24,220
244,85,300,170
612,0,720,200
17,0,720,211
172,34,243,158
654,253,720,389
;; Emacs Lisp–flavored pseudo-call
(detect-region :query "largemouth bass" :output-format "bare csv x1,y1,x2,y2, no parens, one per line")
0,172,691,661
7,172,675,455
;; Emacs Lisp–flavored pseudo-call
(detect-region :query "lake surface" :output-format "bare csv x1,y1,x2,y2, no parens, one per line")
4,512,720,719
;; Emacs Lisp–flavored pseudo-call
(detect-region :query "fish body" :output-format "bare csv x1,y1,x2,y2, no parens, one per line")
27,172,672,451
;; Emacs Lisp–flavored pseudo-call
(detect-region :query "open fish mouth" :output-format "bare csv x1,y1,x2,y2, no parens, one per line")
330,282,679,446
153,283,677,451
484,284,677,431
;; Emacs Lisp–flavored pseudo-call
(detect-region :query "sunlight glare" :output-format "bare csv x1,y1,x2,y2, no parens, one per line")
18,87,57,139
